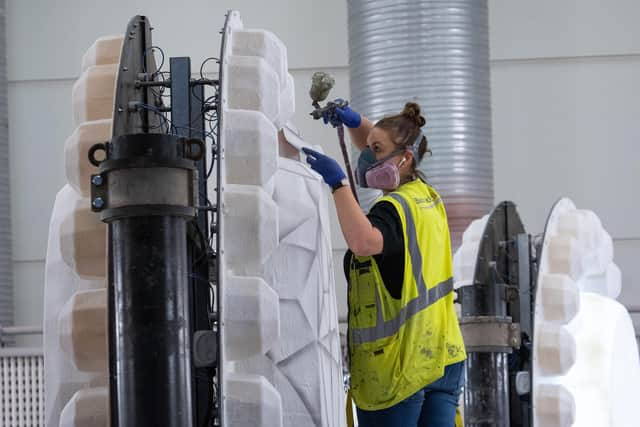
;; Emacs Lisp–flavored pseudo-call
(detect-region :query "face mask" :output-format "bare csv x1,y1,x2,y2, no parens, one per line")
356,148,407,190
356,130,426,190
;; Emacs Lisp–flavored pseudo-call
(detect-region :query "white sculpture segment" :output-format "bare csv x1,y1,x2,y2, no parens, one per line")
43,186,108,427
219,11,345,426
533,198,640,427
455,198,640,427
43,30,118,426
454,199,640,427
45,10,344,426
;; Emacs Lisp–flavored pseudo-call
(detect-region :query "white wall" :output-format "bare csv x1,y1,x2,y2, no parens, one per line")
490,0,640,337
6,0,639,341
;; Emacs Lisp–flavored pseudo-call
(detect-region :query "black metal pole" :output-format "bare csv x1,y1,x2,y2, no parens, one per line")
465,352,510,425
111,215,192,426
459,203,527,427
460,278,511,427
92,133,199,427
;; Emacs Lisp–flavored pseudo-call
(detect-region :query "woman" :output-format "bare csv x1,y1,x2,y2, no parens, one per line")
303,102,466,427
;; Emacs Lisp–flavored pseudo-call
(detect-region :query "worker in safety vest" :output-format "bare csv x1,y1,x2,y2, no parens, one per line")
303,101,466,427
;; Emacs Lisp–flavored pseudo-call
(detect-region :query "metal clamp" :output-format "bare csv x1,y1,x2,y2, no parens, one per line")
459,316,521,353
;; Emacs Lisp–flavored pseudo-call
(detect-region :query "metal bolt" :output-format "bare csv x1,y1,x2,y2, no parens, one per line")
92,197,105,209
91,175,103,186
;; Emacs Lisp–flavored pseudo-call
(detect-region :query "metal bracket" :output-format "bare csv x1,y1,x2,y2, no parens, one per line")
459,316,521,353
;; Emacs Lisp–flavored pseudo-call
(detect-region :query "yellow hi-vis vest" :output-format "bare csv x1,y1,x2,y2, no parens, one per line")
348,179,466,411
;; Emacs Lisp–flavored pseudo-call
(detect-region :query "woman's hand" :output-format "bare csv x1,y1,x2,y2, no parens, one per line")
322,99,362,129
302,148,383,256
302,148,346,186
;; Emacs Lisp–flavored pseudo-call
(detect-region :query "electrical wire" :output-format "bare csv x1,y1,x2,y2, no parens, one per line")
199,57,219,80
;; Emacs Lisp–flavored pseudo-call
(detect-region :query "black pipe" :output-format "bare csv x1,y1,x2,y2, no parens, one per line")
91,133,200,427
461,270,511,427
464,352,510,426
111,216,193,426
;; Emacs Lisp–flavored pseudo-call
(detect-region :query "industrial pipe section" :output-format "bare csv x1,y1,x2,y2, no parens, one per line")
90,133,203,425
347,0,494,248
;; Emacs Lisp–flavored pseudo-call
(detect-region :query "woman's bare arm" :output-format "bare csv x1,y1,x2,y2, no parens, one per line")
346,116,374,152
332,185,383,256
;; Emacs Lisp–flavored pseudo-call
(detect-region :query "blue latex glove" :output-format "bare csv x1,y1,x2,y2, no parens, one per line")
302,148,346,186
323,99,362,128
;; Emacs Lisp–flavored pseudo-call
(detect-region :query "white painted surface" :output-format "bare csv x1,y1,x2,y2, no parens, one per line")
220,16,345,425
532,198,640,427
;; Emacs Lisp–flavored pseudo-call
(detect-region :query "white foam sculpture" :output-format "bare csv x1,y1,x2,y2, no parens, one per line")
43,186,108,427
44,10,344,426
71,64,117,127
58,387,109,427
81,35,123,72
454,198,640,427
43,33,118,426
64,120,111,197
219,12,345,426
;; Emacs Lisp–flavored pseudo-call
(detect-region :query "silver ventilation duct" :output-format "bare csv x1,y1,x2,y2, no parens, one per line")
348,0,494,248
0,0,12,328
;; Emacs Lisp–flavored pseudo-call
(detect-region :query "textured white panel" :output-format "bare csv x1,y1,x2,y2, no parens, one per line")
533,198,640,427
452,242,477,289
224,109,278,186
534,384,575,427
453,214,488,289
58,387,108,427
547,236,587,280
71,64,117,127
539,274,580,323
535,326,576,376
64,120,111,197
232,159,345,427
58,289,107,373
227,56,280,123
59,197,106,279
232,29,288,87
225,374,283,427
81,35,123,72
276,73,296,129
222,185,278,275
43,186,106,427
461,214,489,244
562,293,640,427
224,275,280,361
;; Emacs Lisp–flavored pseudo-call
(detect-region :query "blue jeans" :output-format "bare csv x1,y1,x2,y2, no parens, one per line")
356,361,464,427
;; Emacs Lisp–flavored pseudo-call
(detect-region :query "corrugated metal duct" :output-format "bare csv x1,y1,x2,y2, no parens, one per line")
0,0,13,328
348,0,494,248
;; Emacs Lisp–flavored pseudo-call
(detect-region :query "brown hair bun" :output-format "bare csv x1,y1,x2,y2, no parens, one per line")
401,102,426,127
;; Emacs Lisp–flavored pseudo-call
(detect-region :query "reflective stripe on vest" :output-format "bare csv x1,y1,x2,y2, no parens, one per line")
350,193,453,345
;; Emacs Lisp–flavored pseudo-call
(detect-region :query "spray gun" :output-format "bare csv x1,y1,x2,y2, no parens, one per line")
308,71,359,202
